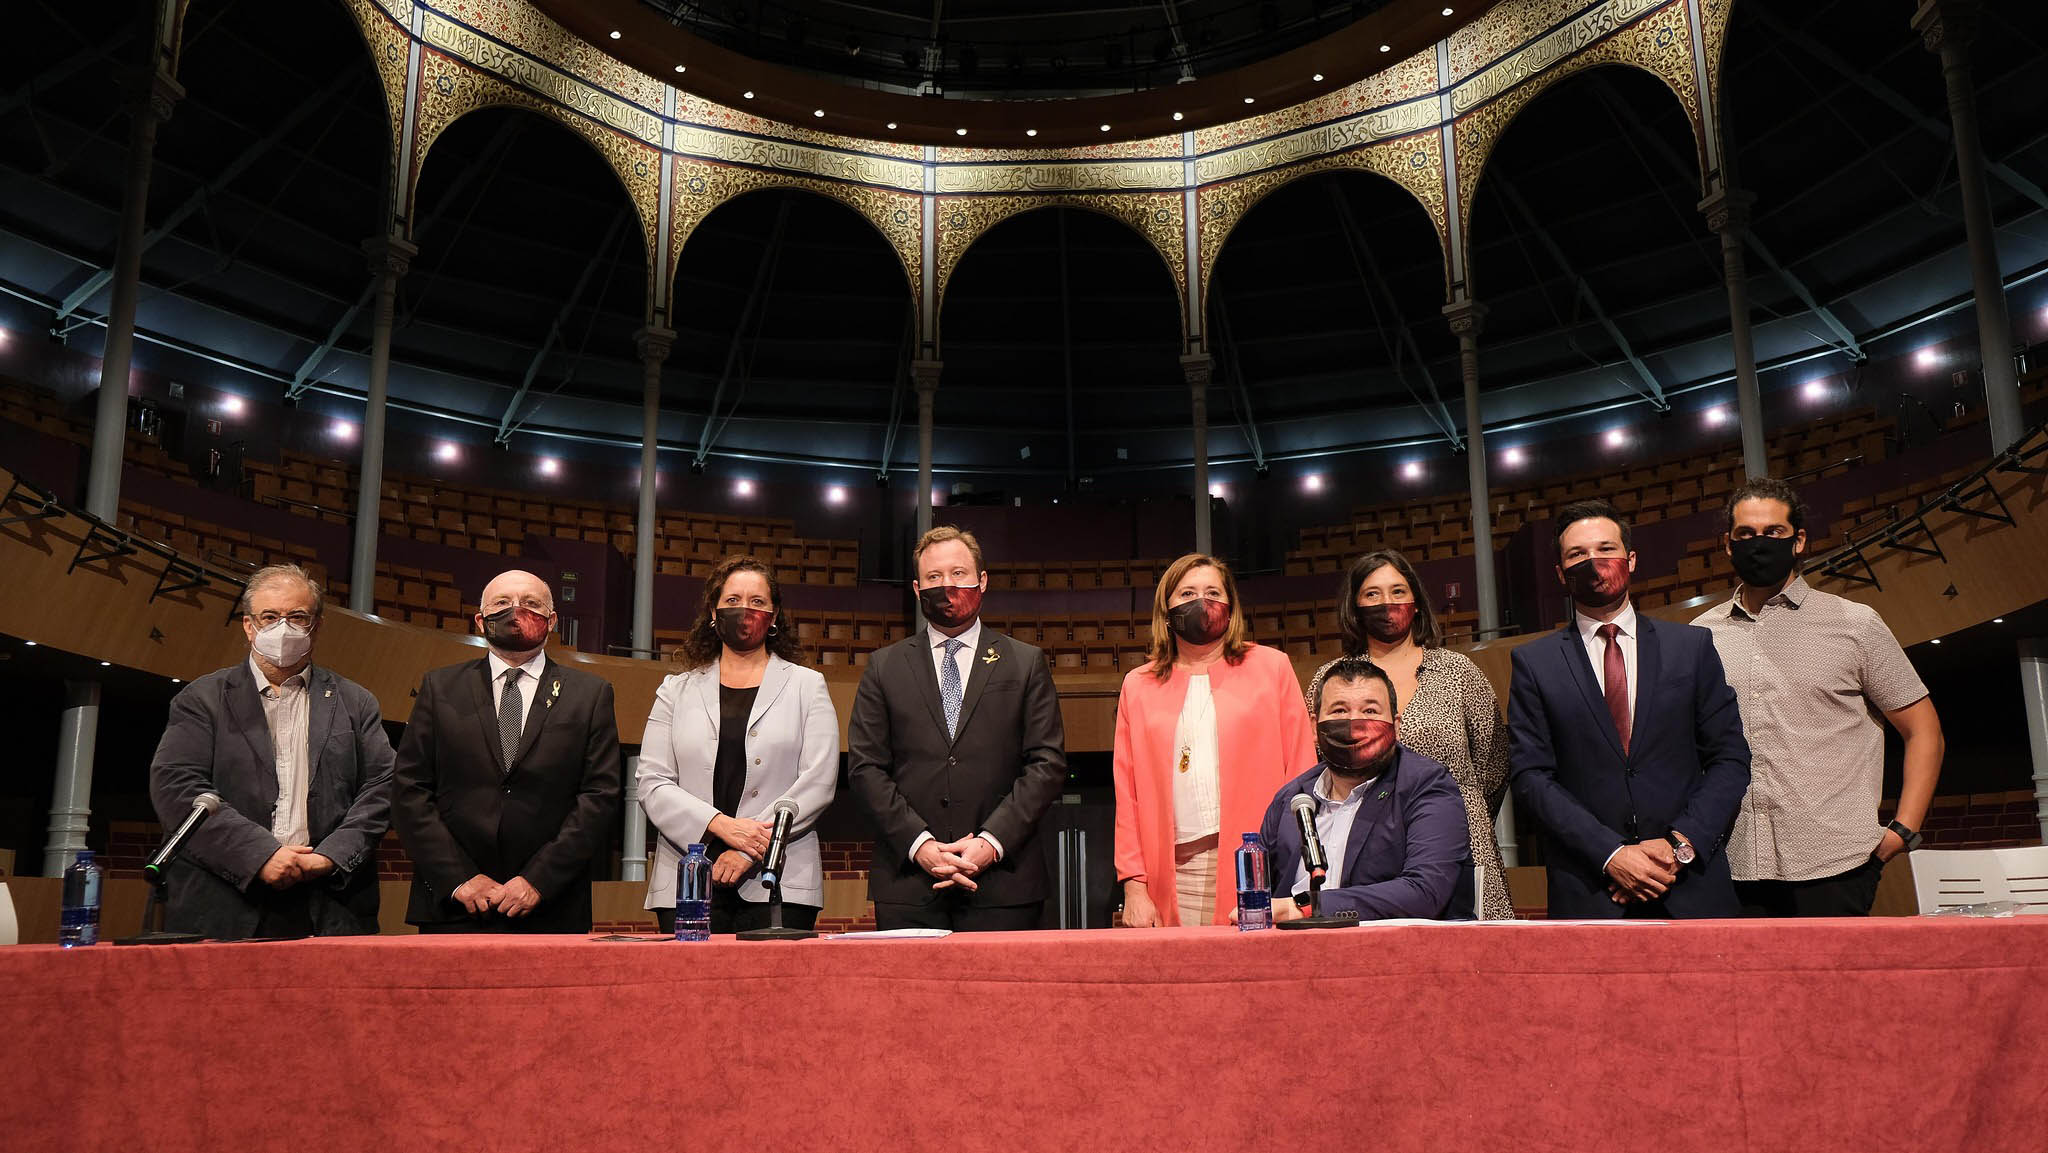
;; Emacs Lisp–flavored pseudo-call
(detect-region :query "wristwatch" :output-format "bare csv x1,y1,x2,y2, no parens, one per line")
1665,831,1696,866
1886,819,1923,852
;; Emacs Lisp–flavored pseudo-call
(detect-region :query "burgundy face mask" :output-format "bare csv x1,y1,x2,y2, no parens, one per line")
1317,717,1398,775
713,606,773,653
1167,597,1231,646
919,583,983,629
1358,601,1416,644
1561,556,1630,606
481,605,551,651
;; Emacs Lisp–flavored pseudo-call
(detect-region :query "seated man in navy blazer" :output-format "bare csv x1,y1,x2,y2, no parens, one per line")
1509,499,1751,919
1257,657,1473,921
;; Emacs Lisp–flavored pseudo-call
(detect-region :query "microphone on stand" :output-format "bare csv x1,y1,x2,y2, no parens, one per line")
144,792,221,884
1278,791,1358,931
739,798,814,942
120,792,221,945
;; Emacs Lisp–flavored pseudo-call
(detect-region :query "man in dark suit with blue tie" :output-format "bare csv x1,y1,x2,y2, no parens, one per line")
1509,500,1751,918
846,526,1068,931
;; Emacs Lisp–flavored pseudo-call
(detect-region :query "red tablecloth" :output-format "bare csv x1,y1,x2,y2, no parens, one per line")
3,920,2043,1151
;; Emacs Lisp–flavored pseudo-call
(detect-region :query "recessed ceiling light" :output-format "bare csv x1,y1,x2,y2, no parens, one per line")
742,90,754,99
1243,96,1254,104
1099,123,1111,131
1443,7,1455,15
955,127,967,135
24,640,36,646
99,660,110,667
1312,73,1324,81
674,64,686,73
1379,44,1392,52
886,121,897,129
171,677,180,683
1171,111,1184,121
1026,129,1038,136
1931,638,1943,645
608,30,620,40
813,109,824,117
1993,617,2005,623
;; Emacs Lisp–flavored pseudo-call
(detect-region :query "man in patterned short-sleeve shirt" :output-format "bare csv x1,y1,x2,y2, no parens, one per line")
1695,478,1946,917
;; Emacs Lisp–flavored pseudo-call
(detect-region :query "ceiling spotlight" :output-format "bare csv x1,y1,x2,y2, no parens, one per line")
608,30,621,40
1026,129,1038,137
329,419,356,441
1914,347,1940,369
886,122,897,129
1993,617,2005,623
1099,123,1111,132
434,441,460,463
1172,111,1184,121
220,395,246,417
734,479,755,497
1704,406,1730,426
826,485,847,506
1379,44,1392,52
1243,96,1255,104
1604,428,1627,448
1401,461,1423,480
1303,473,1325,493
956,128,967,136
1930,638,1942,645
742,90,754,99
674,64,686,73
171,677,180,683
99,661,110,667
1209,483,1225,499
1312,73,1324,81
1443,6,1454,14
1502,446,1526,467
24,640,36,646
1801,379,1828,402
538,457,561,477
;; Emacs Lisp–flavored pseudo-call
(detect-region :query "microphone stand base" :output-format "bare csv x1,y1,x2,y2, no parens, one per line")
1275,915,1360,930
735,926,816,941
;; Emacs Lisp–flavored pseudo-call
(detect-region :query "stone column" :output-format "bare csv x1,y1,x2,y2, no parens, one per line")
632,326,674,657
911,359,942,539
84,68,183,522
1181,353,1215,557
43,681,102,876
1915,0,2022,452
2022,639,2048,843
1444,302,1497,638
1700,188,1767,479
347,235,417,614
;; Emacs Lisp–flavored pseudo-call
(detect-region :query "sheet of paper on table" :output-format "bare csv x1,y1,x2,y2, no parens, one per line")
829,928,954,940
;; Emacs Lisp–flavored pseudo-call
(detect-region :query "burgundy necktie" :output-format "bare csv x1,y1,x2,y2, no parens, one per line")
1598,623,1631,755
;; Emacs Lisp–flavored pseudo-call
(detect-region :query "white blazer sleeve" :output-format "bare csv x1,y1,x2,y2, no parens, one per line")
637,672,719,847
772,667,840,840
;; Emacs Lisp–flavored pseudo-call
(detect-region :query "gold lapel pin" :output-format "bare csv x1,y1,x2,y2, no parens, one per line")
546,679,561,708
981,646,1000,665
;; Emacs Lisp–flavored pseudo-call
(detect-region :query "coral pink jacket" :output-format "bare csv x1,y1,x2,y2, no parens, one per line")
1113,644,1319,925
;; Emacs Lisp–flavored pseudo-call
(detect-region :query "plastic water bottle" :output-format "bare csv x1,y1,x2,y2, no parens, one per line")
675,843,711,941
60,850,103,947
1235,833,1271,932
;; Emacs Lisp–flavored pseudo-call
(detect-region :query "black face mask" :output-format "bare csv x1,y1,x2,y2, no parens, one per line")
1167,598,1230,646
1729,534,1799,589
713,606,773,653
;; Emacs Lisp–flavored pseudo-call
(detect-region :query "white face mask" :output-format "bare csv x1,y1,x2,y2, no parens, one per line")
252,621,314,667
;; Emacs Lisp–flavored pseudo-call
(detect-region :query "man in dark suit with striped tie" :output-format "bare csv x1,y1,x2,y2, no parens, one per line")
392,569,622,933
846,527,1068,931
1508,501,1751,919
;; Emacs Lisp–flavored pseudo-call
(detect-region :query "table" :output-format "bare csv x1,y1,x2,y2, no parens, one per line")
3,919,2042,1151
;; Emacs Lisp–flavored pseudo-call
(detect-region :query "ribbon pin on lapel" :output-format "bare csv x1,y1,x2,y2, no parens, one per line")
981,646,1000,665
546,679,561,708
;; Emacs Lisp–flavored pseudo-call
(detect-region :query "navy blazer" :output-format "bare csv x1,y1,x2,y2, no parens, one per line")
1508,612,1751,918
1256,749,1474,921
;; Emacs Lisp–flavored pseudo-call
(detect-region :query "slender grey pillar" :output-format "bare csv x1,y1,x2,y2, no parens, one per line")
43,681,102,876
348,236,417,613
621,755,648,883
84,68,183,522
1700,188,1767,479
2022,639,2048,842
1182,353,1214,556
632,325,674,656
1915,0,2023,452
912,359,941,538
1444,302,1497,637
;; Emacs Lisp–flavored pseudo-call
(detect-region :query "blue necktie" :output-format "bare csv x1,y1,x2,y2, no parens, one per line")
940,638,965,740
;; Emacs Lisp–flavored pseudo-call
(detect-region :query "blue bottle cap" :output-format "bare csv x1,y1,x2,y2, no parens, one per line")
74,850,95,861
1240,833,1262,846
686,843,707,854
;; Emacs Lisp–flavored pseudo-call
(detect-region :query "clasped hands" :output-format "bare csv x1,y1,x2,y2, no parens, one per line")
256,844,336,890
1605,838,1683,905
451,874,542,917
915,836,996,892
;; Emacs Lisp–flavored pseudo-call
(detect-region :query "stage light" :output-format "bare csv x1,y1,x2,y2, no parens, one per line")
956,128,967,136
813,109,824,118
1993,617,2005,624
1312,73,1324,81
23,640,35,646
674,65,686,73
608,30,620,39
1401,461,1423,480
743,90,755,99
1243,97,1255,104
329,419,356,441
537,457,561,477
0,326,11,346
434,441,460,463
826,485,847,506
1914,347,1940,370
1443,6,1454,14
1100,124,1112,132
1604,428,1627,448
886,122,897,129
99,661,110,667
734,478,755,497
1172,111,1184,121
171,677,180,683
1930,638,1942,645
220,394,246,417
1379,44,1391,52
1704,406,1729,426
1801,379,1828,402
1209,483,1225,499
1502,446,1526,467
1303,473,1325,493
1026,129,1038,137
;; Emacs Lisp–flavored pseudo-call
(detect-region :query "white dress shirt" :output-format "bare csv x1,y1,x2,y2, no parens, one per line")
908,618,1004,863
487,649,548,735
249,655,312,848
1171,674,1221,844
1574,598,1639,725
1289,768,1378,896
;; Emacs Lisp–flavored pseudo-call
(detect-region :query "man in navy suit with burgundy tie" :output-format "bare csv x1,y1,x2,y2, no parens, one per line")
1509,500,1751,919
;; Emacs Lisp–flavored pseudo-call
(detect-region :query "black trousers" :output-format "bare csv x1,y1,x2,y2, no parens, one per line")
1735,854,1885,918
654,886,820,935
874,894,1043,932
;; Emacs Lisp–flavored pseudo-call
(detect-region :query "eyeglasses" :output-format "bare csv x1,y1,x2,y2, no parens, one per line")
252,611,315,629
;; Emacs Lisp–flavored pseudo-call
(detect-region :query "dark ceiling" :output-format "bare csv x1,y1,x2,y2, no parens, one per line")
2,0,2047,488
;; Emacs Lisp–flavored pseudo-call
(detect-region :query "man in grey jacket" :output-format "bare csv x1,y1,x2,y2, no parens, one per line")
148,563,394,939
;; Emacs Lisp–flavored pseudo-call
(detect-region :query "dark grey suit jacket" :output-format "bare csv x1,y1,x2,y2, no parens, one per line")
392,656,622,933
846,625,1068,908
148,659,395,939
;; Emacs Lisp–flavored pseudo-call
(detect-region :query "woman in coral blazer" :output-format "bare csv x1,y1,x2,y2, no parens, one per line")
1114,554,1318,927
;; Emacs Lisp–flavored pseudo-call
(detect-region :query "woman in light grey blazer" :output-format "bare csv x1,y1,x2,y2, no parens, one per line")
639,556,839,933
